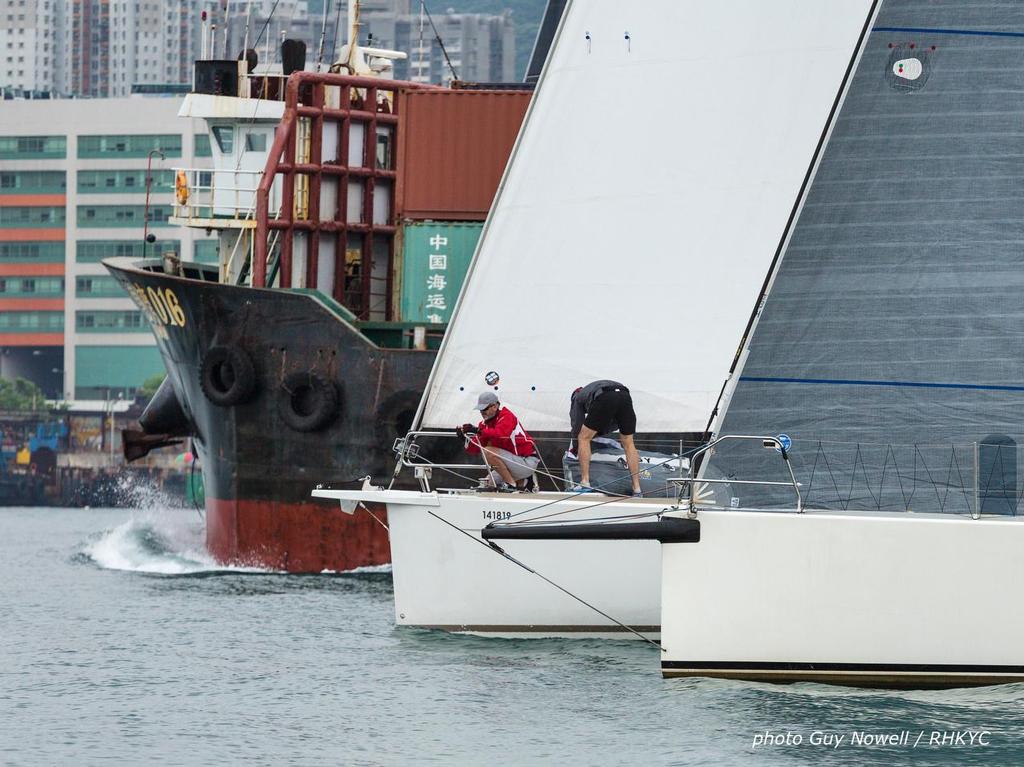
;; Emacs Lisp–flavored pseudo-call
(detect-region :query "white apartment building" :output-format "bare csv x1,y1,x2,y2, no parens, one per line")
3,0,518,97
0,0,54,94
0,95,215,399
58,0,199,97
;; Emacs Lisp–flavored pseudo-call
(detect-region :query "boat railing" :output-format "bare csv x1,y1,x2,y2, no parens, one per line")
695,436,1024,519
393,430,695,495
171,167,271,224
670,434,804,514
392,430,497,492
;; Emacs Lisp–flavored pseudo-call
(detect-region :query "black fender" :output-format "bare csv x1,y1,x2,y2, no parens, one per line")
278,371,339,432
199,345,257,407
374,389,421,446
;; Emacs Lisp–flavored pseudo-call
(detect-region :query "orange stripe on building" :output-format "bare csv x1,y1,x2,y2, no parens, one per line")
0,228,65,241
0,263,65,277
0,333,63,347
0,194,66,207
0,298,64,311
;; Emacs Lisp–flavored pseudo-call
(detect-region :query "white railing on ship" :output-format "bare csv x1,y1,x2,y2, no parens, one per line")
392,430,696,495
172,168,265,221
670,434,804,513
676,435,1024,519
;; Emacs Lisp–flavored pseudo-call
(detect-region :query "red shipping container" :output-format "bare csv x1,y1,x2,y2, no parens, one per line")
396,89,533,222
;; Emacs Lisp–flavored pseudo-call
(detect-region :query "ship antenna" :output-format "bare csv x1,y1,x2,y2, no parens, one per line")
417,0,425,81
221,0,229,59
315,0,331,71
243,0,254,59
421,1,459,82
328,0,345,68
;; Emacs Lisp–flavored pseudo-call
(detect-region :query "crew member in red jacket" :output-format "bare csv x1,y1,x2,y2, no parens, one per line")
457,391,539,492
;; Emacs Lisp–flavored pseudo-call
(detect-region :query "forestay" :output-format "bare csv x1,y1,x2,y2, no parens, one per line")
420,0,877,432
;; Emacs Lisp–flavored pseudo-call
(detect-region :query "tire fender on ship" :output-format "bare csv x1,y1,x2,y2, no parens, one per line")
200,345,257,406
374,389,421,446
278,371,339,432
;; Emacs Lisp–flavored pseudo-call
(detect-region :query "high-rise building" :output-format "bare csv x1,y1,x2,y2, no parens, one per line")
384,10,516,84
216,0,516,84
0,0,55,95
2,0,517,98
0,95,215,399
57,0,199,97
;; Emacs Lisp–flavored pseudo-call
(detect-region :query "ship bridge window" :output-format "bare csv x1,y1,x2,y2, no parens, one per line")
244,132,266,152
375,127,393,170
211,126,234,154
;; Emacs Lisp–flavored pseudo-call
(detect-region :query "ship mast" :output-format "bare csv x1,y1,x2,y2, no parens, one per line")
334,0,406,77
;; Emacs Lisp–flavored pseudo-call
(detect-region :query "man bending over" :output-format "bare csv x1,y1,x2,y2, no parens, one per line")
569,380,641,497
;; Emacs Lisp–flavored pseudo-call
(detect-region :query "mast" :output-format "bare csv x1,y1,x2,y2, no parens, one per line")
243,0,253,58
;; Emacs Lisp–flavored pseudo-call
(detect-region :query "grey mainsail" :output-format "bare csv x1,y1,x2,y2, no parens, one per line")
708,1,1024,514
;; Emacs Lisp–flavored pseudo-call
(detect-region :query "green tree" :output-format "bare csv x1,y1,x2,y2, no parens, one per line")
138,373,166,399
0,377,47,411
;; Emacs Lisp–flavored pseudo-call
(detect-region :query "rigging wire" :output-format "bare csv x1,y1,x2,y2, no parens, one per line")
417,1,426,81
327,0,346,69
420,1,459,82
425,509,662,649
251,0,283,53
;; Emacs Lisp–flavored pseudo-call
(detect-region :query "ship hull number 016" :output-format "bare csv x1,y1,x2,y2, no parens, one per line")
126,282,186,339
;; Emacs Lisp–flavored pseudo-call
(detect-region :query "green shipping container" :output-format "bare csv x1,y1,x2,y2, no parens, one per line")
400,222,482,324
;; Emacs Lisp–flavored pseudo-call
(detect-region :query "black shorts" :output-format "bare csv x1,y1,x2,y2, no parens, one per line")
583,387,636,436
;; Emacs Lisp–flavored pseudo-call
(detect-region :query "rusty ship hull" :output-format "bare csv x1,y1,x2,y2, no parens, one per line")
106,256,433,571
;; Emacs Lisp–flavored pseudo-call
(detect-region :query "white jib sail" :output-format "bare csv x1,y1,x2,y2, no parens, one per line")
420,0,877,432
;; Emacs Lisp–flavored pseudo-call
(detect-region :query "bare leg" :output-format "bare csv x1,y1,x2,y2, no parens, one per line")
620,433,641,493
577,425,597,487
482,447,515,485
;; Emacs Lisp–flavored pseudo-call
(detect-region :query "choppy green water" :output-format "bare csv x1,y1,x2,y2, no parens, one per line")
1,506,1021,766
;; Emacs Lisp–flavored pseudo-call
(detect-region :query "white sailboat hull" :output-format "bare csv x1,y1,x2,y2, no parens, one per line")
661,509,1024,686
313,488,662,638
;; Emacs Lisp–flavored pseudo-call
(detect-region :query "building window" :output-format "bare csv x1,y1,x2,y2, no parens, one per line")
0,206,65,228
0,135,66,159
76,239,179,262
77,134,182,158
76,310,147,332
0,311,63,331
76,205,173,227
0,242,64,262
75,276,125,297
0,171,66,192
194,239,219,263
78,169,172,194
0,277,62,296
